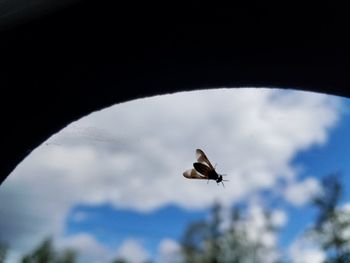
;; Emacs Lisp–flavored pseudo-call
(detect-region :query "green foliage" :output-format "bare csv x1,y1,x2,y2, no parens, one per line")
21,238,55,263
110,258,152,263
111,258,129,263
180,202,281,263
181,220,210,263
311,173,350,263
181,202,224,263
0,242,8,263
21,238,77,263
313,174,343,228
4,173,350,263
56,249,77,263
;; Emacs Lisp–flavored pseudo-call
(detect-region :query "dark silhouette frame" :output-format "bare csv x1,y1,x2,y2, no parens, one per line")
0,1,349,184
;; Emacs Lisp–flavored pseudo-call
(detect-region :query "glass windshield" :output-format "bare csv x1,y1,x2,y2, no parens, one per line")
1,88,350,263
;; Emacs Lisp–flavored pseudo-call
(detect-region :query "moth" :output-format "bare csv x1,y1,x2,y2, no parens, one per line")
183,149,228,187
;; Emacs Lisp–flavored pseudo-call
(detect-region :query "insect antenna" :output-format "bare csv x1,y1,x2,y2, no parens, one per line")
221,176,229,187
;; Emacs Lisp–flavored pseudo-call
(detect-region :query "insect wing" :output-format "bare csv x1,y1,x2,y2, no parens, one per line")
196,149,214,169
183,169,208,179
193,162,212,177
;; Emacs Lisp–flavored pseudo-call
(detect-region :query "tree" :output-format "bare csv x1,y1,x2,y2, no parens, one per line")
181,201,223,263
111,258,129,263
181,220,210,263
0,242,8,263
110,257,153,263
21,238,77,263
221,206,281,263
311,173,350,263
220,206,247,263
206,202,223,263
56,249,77,263
22,238,55,263
181,202,282,263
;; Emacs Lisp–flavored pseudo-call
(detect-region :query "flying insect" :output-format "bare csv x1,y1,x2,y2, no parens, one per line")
183,149,228,187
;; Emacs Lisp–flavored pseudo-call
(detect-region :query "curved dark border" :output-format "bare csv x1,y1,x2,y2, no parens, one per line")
1,1,349,184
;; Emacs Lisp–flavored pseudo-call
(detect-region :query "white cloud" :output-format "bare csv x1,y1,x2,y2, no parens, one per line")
157,239,183,263
220,203,284,263
284,177,321,206
288,237,325,263
115,239,150,263
57,233,113,263
244,204,279,248
270,209,288,228
71,211,88,222
1,234,113,263
287,202,350,263
0,88,342,260
327,202,350,241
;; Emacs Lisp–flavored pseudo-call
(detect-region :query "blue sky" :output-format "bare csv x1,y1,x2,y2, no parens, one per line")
64,96,350,261
278,103,350,248
65,204,208,257
1,88,349,263
292,106,350,189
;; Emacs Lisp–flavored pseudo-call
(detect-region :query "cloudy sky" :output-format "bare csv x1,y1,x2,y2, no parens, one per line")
1,88,350,263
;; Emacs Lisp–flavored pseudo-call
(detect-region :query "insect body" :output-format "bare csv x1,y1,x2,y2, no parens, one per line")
183,149,227,186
